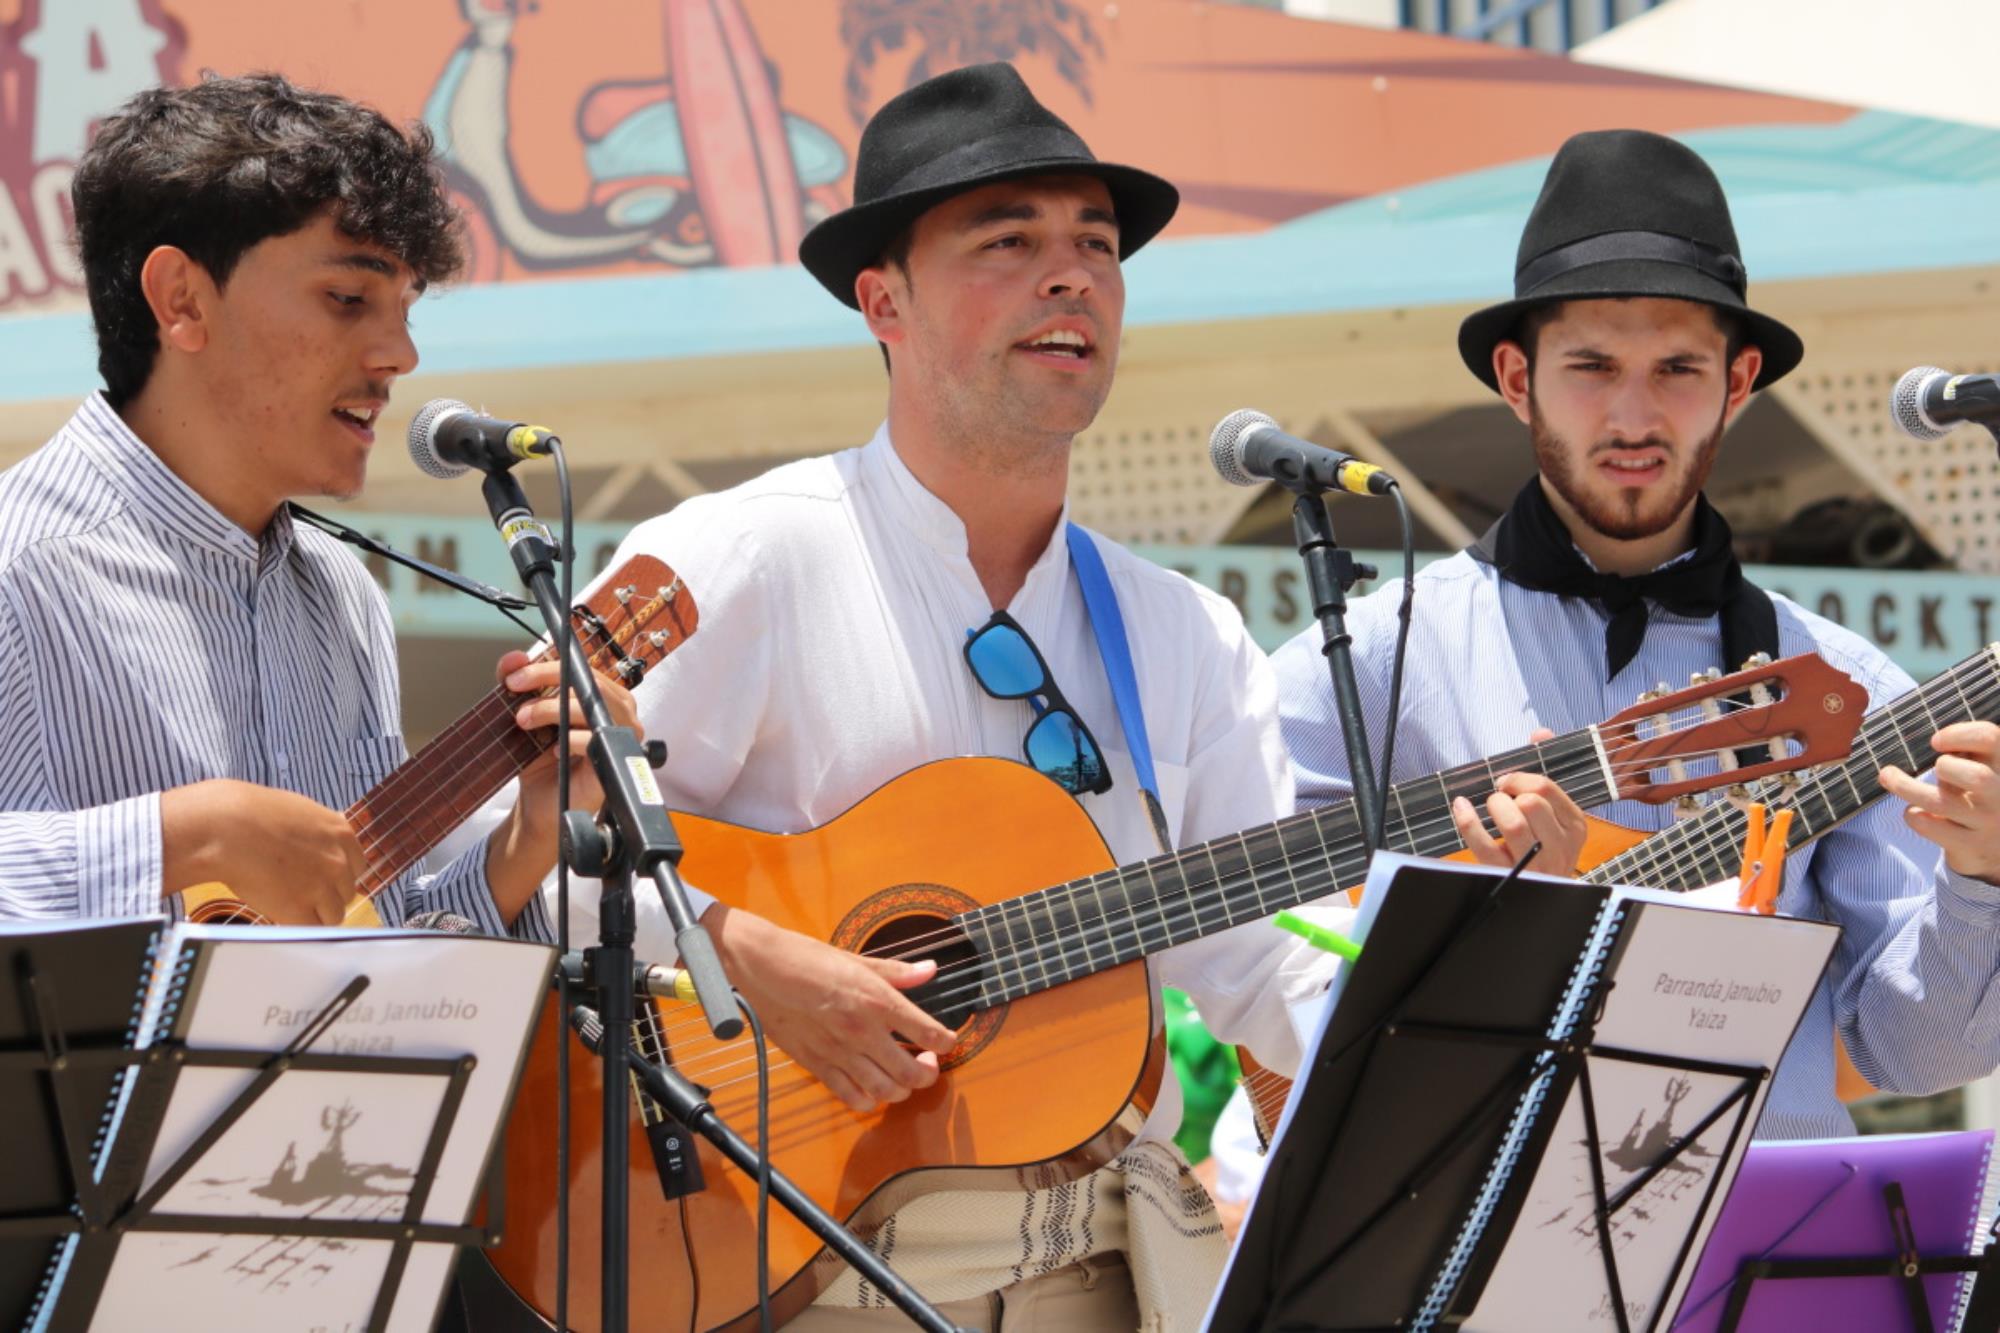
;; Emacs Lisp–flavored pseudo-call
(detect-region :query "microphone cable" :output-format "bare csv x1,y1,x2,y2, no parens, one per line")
738,991,774,1333
552,435,575,1333
1375,482,1418,854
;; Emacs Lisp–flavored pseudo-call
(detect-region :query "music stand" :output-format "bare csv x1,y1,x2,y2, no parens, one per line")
1205,860,1792,1332
1714,1182,2000,1333
0,920,163,1331
0,922,543,1333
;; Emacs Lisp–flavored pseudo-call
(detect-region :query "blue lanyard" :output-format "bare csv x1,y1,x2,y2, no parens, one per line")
1065,523,1172,854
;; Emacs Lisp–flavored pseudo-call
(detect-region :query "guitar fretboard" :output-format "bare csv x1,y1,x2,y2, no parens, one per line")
349,687,548,896
1588,646,2000,891
955,729,1614,1007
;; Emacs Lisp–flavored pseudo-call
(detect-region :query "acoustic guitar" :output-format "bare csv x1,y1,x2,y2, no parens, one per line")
1238,642,2000,1147
177,556,698,926
485,653,1863,1331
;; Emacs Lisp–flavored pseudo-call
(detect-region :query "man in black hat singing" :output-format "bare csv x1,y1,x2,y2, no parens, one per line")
543,62,1344,1327
1274,129,2000,1139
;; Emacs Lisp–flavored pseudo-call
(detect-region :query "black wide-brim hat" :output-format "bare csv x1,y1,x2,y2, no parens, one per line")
1458,129,1803,392
800,62,1180,309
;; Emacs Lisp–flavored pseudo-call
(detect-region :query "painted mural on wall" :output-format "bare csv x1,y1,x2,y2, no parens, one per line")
0,0,1858,314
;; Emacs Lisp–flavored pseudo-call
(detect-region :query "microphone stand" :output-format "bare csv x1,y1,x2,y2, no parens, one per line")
1289,486,1384,852
477,466,738,1333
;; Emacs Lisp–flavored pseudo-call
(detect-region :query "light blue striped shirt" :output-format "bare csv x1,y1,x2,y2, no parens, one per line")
0,394,550,940
1273,549,2000,1139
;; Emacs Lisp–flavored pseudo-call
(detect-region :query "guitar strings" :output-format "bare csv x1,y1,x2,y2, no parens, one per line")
641,661,2000,1070
344,601,675,896
654,696,1801,976
643,665,2000,1101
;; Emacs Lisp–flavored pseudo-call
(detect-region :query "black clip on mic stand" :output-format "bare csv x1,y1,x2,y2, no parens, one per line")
479,467,738,1333
1288,483,1384,852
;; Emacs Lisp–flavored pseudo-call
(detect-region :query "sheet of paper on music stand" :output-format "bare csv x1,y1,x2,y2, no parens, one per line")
85,925,553,1333
1461,893,1836,1332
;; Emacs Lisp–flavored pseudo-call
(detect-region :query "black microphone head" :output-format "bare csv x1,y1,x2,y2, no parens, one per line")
1891,367,1951,442
404,910,480,935
408,398,474,479
1209,408,1278,487
568,1004,605,1053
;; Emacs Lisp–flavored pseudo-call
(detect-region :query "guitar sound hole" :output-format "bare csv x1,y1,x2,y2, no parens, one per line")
188,901,266,926
864,915,987,1034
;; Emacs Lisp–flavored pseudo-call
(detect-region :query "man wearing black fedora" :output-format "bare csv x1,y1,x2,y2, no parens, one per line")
536,61,1344,1327
1274,128,2000,1138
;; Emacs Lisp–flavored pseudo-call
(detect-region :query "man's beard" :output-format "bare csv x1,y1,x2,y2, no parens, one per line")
1529,394,1725,543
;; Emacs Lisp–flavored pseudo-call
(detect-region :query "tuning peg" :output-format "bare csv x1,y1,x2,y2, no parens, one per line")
614,584,636,605
1703,667,1723,683
1741,652,1773,670
1673,794,1705,819
1726,783,1752,802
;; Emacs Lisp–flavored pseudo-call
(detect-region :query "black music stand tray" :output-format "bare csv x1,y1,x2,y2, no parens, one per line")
1714,1183,2000,1333
1207,860,1768,1332
4,946,508,1333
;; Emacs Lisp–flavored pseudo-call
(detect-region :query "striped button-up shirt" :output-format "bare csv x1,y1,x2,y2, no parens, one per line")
0,393,548,939
1274,549,2000,1140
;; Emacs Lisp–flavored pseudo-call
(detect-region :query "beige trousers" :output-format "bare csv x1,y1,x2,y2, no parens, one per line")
784,1253,1140,1332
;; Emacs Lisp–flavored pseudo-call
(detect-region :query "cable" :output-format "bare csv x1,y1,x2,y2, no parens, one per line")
552,439,575,1333
1372,482,1418,851
736,991,774,1333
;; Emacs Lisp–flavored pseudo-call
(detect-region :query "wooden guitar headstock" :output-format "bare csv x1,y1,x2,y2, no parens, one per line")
1599,653,1865,804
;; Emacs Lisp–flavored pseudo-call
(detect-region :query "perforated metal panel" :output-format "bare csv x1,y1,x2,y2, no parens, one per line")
1067,417,1273,545
1776,361,2000,572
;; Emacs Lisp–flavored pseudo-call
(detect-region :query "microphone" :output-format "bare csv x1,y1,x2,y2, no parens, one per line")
1209,409,1395,496
407,398,560,478
1890,367,2000,442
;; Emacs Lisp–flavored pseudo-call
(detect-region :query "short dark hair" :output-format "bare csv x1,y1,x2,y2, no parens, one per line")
72,72,466,406
1515,299,1747,375
874,224,916,375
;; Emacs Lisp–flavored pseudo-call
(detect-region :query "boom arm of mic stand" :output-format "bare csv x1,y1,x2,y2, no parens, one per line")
570,1006,975,1333
479,468,740,1040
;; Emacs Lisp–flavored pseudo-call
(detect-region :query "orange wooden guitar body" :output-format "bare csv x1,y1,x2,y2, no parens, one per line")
489,759,1168,1331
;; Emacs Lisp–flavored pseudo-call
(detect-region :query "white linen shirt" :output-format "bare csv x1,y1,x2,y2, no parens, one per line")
507,423,1343,1145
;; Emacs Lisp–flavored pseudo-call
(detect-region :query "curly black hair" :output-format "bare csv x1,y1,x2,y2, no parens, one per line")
72,72,465,406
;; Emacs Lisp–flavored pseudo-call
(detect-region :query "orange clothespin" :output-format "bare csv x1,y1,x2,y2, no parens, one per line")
1736,802,1794,915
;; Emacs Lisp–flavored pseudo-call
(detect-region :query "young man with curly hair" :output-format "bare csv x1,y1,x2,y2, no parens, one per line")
0,73,630,932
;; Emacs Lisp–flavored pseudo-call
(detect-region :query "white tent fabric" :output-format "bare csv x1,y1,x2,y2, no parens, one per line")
1576,0,1998,130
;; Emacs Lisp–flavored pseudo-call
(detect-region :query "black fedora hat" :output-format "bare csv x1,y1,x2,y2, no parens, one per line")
799,62,1179,309
1457,129,1803,392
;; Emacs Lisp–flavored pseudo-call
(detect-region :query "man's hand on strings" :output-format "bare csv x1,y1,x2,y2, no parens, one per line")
1451,727,1590,878
705,904,959,1113
1882,721,2000,884
484,648,643,924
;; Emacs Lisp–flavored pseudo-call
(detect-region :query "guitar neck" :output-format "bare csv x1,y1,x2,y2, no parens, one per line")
960,730,1615,1005
1589,645,2000,892
348,687,550,897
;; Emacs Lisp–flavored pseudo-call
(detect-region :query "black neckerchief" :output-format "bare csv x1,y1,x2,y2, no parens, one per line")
1467,479,1778,683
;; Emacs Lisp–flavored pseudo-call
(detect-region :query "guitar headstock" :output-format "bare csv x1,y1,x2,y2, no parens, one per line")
1599,652,1865,805
560,555,700,686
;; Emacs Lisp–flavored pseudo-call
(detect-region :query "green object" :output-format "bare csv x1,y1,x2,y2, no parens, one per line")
1275,909,1362,961
1163,987,1241,1165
